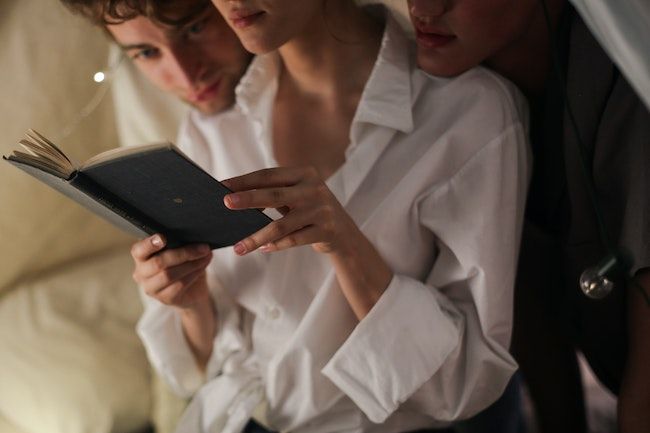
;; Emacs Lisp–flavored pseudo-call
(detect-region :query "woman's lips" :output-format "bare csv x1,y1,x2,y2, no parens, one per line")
415,29,456,48
230,10,265,29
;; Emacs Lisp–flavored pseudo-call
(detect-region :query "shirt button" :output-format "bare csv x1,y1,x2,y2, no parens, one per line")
267,306,281,320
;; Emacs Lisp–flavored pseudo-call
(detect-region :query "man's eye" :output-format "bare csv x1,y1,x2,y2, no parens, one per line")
133,48,159,60
186,19,206,35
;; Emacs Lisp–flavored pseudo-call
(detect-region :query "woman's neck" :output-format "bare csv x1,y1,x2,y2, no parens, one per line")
277,1,383,102
485,0,566,100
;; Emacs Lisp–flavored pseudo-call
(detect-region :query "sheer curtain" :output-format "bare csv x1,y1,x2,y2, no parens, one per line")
570,0,650,109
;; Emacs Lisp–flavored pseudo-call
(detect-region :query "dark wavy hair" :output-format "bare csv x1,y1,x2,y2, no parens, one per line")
59,0,211,27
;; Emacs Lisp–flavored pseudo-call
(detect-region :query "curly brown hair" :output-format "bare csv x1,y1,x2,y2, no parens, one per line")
60,0,211,27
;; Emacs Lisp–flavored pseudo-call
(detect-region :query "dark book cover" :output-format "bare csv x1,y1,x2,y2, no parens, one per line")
5,143,272,250
79,147,272,249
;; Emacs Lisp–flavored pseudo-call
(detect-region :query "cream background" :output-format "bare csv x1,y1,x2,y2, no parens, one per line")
0,0,133,293
0,1,156,432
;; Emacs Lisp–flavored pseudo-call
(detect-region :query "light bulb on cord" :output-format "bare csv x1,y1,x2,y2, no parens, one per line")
93,71,106,83
579,254,619,299
54,53,125,142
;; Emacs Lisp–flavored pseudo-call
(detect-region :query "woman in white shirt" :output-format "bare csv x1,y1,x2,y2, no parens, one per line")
132,1,530,432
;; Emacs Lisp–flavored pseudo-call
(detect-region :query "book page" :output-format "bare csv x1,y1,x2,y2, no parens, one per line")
5,130,75,179
80,142,174,170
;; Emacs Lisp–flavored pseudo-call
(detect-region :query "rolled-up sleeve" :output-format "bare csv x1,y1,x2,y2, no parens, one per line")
137,296,205,397
323,125,529,423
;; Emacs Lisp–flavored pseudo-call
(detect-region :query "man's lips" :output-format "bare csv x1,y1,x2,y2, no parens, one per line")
190,78,222,102
229,10,265,29
415,29,456,49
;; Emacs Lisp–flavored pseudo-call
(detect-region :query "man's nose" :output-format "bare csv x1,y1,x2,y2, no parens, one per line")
409,0,449,20
168,47,204,89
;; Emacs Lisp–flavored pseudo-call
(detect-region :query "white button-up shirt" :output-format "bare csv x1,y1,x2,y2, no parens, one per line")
137,15,530,433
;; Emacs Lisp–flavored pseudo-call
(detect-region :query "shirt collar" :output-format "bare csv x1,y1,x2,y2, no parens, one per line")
234,52,280,124
233,9,415,134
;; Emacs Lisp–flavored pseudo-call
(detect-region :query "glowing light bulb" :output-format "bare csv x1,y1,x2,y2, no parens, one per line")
579,255,618,299
93,71,106,83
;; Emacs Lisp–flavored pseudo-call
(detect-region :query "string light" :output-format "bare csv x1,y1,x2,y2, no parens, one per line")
93,71,106,83
53,51,124,142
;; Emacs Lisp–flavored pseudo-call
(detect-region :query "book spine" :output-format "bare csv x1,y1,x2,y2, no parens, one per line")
70,172,162,237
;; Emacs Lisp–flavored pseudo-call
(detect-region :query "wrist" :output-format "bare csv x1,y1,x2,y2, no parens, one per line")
177,297,217,371
177,295,215,320
331,218,368,258
331,232,393,319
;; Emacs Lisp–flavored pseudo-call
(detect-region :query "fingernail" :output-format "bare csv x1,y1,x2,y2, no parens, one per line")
225,194,239,207
233,242,246,255
197,244,210,254
151,235,163,247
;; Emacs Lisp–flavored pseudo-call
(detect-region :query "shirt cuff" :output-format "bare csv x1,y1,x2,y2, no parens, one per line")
322,274,462,423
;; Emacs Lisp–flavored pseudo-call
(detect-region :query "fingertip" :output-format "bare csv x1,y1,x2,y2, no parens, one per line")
233,241,247,256
151,234,166,249
132,236,163,260
224,194,240,209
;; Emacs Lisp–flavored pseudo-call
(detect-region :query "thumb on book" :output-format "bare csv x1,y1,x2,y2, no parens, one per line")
151,234,166,249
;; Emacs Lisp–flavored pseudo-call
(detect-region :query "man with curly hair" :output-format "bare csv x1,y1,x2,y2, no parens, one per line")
61,0,251,115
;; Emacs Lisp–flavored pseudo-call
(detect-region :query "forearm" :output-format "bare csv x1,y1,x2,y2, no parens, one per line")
618,269,650,433
330,229,392,320
178,298,217,371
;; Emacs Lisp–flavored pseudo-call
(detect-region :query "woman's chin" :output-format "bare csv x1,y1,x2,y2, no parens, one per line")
416,54,472,78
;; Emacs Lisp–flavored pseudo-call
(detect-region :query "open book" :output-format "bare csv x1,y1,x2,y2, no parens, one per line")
3,130,271,249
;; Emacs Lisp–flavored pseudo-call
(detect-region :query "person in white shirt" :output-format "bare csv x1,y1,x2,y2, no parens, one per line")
130,1,530,432
409,1,650,433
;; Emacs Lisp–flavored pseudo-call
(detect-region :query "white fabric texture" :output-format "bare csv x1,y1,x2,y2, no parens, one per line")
138,16,529,433
569,0,650,110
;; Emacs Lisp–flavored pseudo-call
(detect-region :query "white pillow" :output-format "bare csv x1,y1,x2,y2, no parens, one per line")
0,248,150,433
